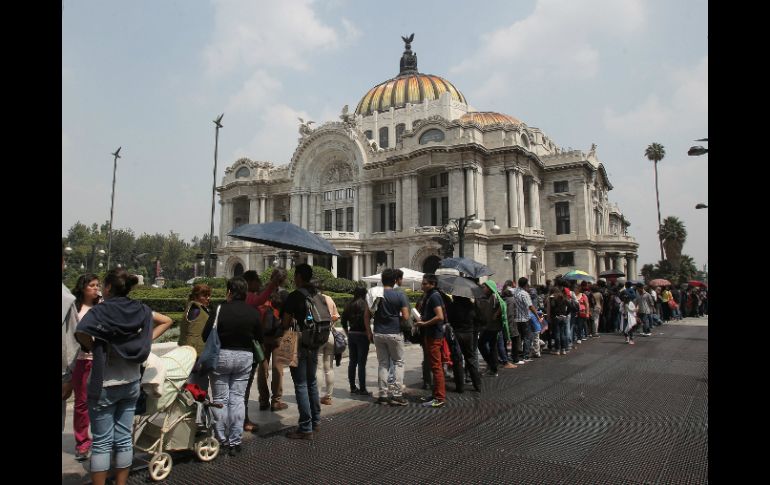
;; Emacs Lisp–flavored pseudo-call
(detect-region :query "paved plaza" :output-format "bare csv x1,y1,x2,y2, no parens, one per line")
63,317,708,484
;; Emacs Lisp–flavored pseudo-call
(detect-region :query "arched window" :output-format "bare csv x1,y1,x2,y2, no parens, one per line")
521,133,530,149
235,167,250,178
395,123,406,144
419,129,445,144
379,127,389,148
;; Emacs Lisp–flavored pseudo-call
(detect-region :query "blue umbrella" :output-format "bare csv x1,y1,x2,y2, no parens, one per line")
228,222,340,256
438,257,494,278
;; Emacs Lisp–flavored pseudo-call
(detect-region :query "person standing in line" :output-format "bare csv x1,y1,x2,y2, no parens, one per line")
62,256,80,433
590,284,603,338
510,277,541,362
75,268,173,485
281,264,325,439
317,281,341,405
365,268,410,406
415,274,447,408
179,283,212,389
621,292,638,345
71,273,102,462
203,276,263,455
257,288,290,414
341,287,370,395
445,295,482,392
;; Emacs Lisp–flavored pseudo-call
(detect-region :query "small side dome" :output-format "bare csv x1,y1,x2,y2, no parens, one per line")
458,111,523,127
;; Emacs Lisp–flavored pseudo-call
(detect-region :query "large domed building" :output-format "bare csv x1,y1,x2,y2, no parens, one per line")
214,36,638,282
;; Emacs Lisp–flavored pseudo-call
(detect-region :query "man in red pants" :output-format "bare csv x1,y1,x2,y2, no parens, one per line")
415,274,446,408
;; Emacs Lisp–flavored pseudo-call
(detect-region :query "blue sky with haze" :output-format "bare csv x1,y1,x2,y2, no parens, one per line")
62,0,707,272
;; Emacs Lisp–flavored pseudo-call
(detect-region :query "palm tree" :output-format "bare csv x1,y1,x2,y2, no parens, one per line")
645,143,666,261
658,216,687,271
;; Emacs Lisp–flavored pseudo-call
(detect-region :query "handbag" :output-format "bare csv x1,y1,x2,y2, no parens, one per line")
252,339,266,364
332,327,347,354
274,324,300,367
195,305,222,374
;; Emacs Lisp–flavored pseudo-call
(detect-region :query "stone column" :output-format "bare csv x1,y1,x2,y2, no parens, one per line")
352,252,360,281
528,178,537,229
396,177,403,231
475,168,486,221
314,195,321,231
263,256,271,270
358,183,371,235
259,196,267,223
331,208,336,232
533,180,542,229
517,171,526,228
308,193,316,231
331,255,338,277
301,193,309,229
597,252,606,273
408,174,419,229
266,197,274,223
626,254,636,280
613,253,623,273
290,192,301,225
386,250,394,268
353,186,359,232
248,196,259,224
465,167,475,216
363,251,372,276
448,168,464,221
507,170,518,228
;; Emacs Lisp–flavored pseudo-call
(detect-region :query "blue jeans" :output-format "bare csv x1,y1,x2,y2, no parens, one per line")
554,318,569,351
640,313,651,333
496,330,509,363
347,332,369,390
565,314,574,348
289,346,321,433
88,380,141,473
210,349,253,446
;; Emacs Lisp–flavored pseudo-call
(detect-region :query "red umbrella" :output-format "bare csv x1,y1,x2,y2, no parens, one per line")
688,280,707,288
649,278,671,287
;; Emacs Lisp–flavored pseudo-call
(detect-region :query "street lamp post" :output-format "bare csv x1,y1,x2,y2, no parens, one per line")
446,213,501,258
208,113,224,277
106,146,121,270
688,137,708,156
503,244,534,282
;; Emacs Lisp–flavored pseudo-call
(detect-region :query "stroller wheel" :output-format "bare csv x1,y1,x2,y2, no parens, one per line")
194,436,220,462
148,452,173,482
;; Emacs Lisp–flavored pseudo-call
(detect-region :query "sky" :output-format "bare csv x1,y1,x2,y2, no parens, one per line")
62,0,708,272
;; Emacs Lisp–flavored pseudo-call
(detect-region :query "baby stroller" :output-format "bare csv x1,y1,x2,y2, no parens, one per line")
133,345,221,481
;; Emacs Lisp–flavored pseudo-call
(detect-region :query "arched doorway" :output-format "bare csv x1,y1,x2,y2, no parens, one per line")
422,255,441,274
233,263,244,277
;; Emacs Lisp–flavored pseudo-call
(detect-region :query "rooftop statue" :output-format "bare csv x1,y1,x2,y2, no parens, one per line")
400,33,418,74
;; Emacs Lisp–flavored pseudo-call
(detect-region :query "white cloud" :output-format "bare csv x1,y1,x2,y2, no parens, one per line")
226,70,283,113
604,56,708,138
230,104,313,164
452,0,645,104
203,0,341,76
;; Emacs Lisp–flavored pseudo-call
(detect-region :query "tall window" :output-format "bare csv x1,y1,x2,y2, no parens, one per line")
346,187,354,199
335,208,344,231
441,197,449,225
389,203,396,231
379,127,389,148
395,123,406,144
595,210,602,235
431,198,438,226
379,204,386,232
554,181,568,193
555,252,575,267
440,172,448,187
324,210,332,231
556,202,570,235
346,207,354,231
430,175,438,188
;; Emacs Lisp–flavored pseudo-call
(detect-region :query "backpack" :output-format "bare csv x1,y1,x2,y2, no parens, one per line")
332,327,347,354
296,288,332,349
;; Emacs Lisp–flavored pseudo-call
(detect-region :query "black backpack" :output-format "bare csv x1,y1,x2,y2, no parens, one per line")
297,288,332,349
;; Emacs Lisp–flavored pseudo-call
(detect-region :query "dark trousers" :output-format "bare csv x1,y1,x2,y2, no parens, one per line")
455,331,481,391
478,330,499,373
347,332,369,390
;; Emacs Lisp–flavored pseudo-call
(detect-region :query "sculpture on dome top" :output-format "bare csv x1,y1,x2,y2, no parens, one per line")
399,33,418,74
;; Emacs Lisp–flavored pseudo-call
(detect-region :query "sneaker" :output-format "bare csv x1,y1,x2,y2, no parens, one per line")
389,396,408,406
350,386,359,394
629,340,635,345
271,401,289,411
484,370,498,377
75,448,90,462
559,350,566,355
228,444,242,457
421,399,445,408
523,358,533,363
576,339,582,344
515,360,526,365
375,396,390,405
503,362,517,369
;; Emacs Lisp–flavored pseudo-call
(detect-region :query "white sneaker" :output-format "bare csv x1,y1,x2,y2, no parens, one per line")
515,360,526,365
576,339,582,344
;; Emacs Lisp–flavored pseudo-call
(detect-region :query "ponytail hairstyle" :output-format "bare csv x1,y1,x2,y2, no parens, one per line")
103,268,139,297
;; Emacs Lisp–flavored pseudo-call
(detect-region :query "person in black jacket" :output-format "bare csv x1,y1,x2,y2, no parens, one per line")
446,295,482,392
202,276,263,457
341,287,370,395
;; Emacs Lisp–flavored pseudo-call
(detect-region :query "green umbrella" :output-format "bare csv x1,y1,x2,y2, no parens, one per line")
563,270,595,283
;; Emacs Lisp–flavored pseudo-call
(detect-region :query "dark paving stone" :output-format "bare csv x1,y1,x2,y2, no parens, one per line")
127,324,708,484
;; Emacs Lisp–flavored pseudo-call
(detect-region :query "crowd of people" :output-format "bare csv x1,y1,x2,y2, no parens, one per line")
62,248,708,480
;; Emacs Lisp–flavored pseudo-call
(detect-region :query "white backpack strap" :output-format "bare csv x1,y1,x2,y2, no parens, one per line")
213,305,222,328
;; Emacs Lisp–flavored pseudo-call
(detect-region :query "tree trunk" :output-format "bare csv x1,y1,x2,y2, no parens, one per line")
654,160,664,261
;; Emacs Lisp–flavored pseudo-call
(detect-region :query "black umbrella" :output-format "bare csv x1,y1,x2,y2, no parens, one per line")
438,257,494,278
436,274,484,299
228,222,340,256
599,268,625,277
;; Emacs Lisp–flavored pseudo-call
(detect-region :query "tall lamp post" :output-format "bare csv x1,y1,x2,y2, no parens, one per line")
208,113,224,277
503,244,535,282
445,213,501,258
106,146,121,270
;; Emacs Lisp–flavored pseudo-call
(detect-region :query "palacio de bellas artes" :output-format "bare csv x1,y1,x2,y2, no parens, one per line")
214,36,638,282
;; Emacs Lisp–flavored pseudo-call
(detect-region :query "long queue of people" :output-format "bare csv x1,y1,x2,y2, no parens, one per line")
63,256,708,482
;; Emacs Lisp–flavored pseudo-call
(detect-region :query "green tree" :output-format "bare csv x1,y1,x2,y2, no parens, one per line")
658,216,687,271
676,255,698,283
645,142,666,261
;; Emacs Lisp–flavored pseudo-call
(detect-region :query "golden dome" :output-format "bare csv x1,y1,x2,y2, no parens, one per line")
458,111,523,127
355,73,467,117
